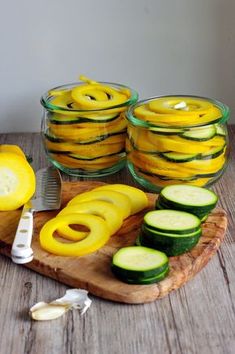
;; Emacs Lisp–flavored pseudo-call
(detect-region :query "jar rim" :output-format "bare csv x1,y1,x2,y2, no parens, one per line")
125,94,230,128
40,81,139,113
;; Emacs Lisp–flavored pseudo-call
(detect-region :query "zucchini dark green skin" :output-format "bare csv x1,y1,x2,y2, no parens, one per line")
44,131,125,145
141,223,202,240
200,145,226,160
155,200,210,220
47,149,71,154
135,235,142,246
130,140,226,162
139,227,202,256
48,150,125,160
137,168,223,181
139,234,201,257
155,200,166,210
68,151,125,161
48,113,120,125
157,196,216,219
44,133,63,143
111,261,169,280
200,214,209,222
160,145,225,162
144,220,201,235
156,197,212,213
160,152,199,162
113,266,169,284
180,125,216,141
158,194,217,214
149,128,185,135
111,246,169,283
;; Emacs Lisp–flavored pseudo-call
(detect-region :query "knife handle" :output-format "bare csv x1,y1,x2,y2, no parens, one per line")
11,207,34,264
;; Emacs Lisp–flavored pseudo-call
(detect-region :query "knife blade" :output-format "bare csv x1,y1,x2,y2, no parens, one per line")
11,166,62,264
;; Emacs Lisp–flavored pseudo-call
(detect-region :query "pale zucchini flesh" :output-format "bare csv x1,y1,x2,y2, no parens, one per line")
144,209,201,234
160,185,218,208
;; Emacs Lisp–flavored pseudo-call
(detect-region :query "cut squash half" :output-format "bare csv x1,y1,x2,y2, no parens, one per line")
0,153,35,211
0,145,26,159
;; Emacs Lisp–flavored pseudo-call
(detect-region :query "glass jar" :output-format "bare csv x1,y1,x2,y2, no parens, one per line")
125,95,230,192
41,82,138,177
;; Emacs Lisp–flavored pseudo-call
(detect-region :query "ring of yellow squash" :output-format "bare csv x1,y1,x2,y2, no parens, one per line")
56,200,123,241
40,214,110,257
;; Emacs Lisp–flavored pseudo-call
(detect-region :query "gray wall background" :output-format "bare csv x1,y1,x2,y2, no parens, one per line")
0,0,234,133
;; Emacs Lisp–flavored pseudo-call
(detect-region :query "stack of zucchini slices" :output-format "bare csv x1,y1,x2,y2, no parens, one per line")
138,209,202,256
111,184,218,284
138,185,218,256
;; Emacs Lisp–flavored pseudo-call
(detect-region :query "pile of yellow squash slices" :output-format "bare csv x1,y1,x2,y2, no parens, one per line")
39,184,149,257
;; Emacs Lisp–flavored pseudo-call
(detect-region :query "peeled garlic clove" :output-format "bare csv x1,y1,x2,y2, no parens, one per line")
30,303,69,321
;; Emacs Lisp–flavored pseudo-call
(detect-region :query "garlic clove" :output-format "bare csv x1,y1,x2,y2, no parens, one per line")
30,303,69,321
29,288,92,321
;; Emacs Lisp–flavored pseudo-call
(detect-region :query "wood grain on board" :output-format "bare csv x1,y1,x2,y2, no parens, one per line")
0,181,227,304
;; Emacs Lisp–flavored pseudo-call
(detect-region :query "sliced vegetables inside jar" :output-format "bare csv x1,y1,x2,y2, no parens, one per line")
125,95,230,191
41,76,138,177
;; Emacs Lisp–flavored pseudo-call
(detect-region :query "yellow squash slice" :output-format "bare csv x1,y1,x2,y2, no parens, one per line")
40,214,110,257
91,184,148,215
67,190,132,219
56,200,123,240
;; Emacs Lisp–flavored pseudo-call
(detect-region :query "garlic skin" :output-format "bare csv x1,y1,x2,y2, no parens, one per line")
29,289,92,321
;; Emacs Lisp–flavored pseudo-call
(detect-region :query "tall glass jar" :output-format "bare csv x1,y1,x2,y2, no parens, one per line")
125,95,230,192
41,82,138,177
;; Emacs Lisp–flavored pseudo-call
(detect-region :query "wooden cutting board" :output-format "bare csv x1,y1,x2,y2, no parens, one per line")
0,181,227,304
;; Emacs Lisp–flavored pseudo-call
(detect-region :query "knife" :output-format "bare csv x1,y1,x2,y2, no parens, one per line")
11,166,62,264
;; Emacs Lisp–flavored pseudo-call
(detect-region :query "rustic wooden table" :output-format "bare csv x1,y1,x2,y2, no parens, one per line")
0,127,234,354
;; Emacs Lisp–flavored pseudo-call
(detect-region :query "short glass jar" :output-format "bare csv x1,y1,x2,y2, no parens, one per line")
125,95,230,192
41,82,138,177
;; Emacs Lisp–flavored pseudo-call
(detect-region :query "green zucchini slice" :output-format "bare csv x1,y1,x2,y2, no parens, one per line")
180,125,216,141
155,199,209,220
149,127,184,135
116,267,169,284
160,185,218,211
48,113,120,124
45,130,125,145
111,246,169,280
142,223,202,239
215,124,226,136
136,167,218,180
161,151,199,162
200,145,225,160
139,226,202,256
144,209,201,235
